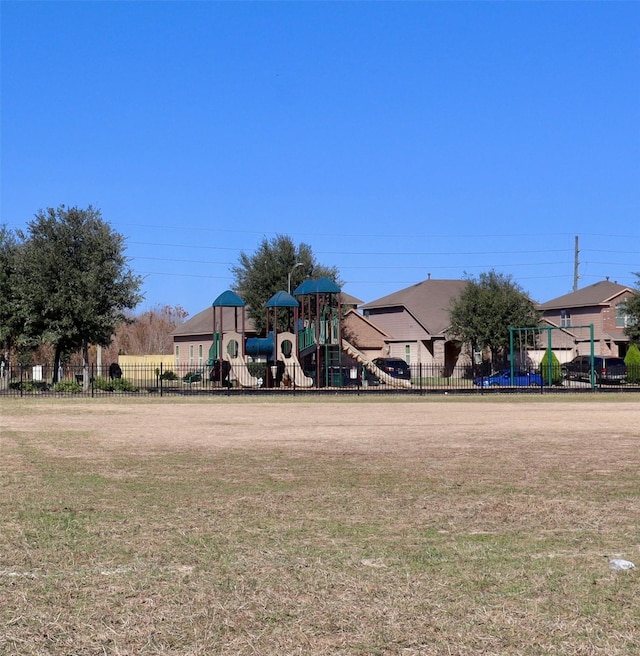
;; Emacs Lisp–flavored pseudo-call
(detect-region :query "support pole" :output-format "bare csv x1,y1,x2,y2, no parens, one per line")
573,235,580,292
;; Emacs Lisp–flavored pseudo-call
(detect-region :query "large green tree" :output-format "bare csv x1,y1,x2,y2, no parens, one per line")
15,206,143,385
447,270,541,368
231,235,340,334
623,272,640,345
0,225,22,385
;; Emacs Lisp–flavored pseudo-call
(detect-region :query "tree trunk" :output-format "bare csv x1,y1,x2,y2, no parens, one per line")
52,342,63,384
82,339,90,391
0,348,9,391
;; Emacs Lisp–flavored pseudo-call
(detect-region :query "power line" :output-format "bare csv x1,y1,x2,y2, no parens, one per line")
129,240,570,257
118,222,640,241
132,255,572,270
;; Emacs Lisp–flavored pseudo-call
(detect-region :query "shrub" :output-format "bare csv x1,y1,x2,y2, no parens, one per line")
183,371,202,383
159,370,178,381
9,380,50,392
247,362,267,380
52,379,83,393
92,376,115,391
111,377,138,392
92,376,138,392
624,344,640,383
540,349,563,386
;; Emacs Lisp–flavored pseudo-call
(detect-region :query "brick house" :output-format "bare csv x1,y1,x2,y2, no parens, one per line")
538,280,636,358
358,278,468,374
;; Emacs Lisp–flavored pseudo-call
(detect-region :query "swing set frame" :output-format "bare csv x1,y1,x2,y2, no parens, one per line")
509,324,596,388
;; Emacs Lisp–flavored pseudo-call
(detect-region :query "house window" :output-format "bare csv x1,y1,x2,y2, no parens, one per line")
560,310,571,327
175,345,180,365
189,345,194,365
616,302,636,328
405,344,411,365
198,344,203,365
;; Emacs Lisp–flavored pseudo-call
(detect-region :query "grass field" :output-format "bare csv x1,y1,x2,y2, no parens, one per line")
1,396,639,655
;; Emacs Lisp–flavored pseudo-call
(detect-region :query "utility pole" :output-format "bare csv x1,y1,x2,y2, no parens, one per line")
573,235,580,292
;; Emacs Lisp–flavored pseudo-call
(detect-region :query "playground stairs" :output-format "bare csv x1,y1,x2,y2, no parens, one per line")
324,344,343,387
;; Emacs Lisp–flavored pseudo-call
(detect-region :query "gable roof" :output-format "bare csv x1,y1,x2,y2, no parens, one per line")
343,308,391,350
171,305,256,337
344,308,391,337
339,291,363,307
538,280,633,311
361,279,467,336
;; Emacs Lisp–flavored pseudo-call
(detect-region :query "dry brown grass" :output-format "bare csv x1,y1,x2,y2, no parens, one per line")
1,396,639,655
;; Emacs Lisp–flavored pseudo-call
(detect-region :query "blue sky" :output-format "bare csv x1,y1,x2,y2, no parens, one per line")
2,1,639,317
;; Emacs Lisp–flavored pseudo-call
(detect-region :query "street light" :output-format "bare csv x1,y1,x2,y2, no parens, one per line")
288,262,304,294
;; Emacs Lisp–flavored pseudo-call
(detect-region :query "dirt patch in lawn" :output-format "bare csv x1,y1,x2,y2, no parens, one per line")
2,397,639,655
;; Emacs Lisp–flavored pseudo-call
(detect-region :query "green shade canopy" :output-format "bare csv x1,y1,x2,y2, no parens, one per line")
212,290,246,307
266,291,300,308
293,277,341,295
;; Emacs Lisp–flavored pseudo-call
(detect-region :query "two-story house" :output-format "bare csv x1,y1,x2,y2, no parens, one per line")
538,279,635,358
359,278,468,374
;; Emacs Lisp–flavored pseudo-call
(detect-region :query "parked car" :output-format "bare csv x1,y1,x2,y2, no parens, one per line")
371,357,412,380
473,370,544,388
561,356,627,384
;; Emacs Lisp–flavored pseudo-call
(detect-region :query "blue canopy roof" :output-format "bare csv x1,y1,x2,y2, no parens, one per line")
294,277,341,295
266,290,300,308
292,279,315,296
212,290,246,307
314,277,341,293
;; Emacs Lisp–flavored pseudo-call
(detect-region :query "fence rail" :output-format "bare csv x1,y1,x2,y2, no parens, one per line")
1,362,639,397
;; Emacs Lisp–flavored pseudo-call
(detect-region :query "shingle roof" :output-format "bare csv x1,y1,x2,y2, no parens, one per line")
538,280,632,310
171,306,256,337
361,279,467,336
339,291,363,307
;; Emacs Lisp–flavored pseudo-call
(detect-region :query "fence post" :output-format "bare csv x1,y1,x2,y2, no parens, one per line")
20,364,24,398
160,362,163,397
91,363,94,398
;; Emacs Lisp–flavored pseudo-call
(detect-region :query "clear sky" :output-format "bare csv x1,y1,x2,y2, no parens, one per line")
2,1,639,317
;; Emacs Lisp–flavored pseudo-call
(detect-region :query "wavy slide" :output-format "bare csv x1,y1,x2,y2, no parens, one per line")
221,331,261,388
225,354,261,387
277,332,314,388
342,339,412,389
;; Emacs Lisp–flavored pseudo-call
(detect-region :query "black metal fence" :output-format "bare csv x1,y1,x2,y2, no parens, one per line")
1,362,639,397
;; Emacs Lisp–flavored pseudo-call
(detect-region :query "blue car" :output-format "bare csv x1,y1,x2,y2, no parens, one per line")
473,370,544,388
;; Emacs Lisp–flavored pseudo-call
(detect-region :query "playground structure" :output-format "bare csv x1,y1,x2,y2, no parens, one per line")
208,279,412,389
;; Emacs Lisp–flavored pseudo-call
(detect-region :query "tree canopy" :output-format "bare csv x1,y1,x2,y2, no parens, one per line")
447,270,541,366
623,273,640,345
0,225,20,360
231,235,340,334
13,205,143,382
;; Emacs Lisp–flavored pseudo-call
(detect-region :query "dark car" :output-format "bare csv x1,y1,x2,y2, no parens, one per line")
371,357,412,381
561,356,627,384
473,370,544,388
